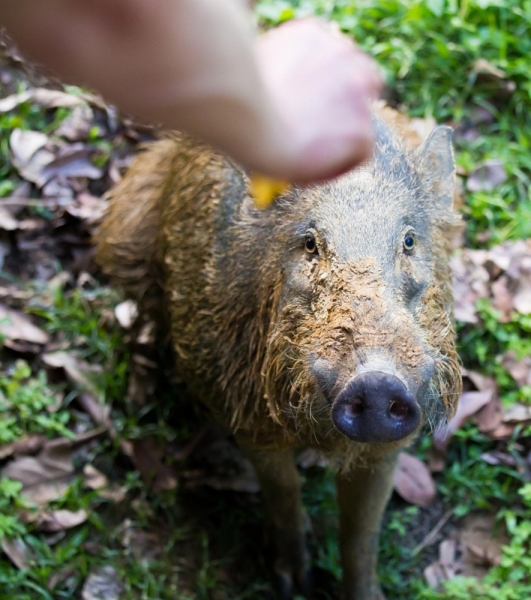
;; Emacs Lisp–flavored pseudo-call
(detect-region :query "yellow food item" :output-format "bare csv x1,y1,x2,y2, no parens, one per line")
250,174,290,209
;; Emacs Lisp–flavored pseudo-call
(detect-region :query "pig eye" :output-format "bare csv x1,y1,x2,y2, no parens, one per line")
305,233,318,254
403,233,415,252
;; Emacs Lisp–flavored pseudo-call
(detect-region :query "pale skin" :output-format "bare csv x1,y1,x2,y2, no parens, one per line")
1,0,382,183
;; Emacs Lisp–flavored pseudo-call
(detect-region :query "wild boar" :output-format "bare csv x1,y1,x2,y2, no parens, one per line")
95,105,462,599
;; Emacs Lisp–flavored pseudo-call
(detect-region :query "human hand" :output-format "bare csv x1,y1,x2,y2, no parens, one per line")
0,1,381,185
254,18,383,183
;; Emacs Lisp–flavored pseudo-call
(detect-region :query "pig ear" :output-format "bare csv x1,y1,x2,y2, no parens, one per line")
416,126,456,208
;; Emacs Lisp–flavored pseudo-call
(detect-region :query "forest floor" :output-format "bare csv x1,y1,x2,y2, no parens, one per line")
0,2,531,599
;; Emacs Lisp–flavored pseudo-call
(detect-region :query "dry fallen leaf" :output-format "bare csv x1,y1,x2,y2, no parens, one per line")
491,275,513,322
451,241,531,327
132,437,179,492
393,452,436,508
55,104,95,141
451,253,489,324
38,509,88,532
0,434,45,461
481,451,517,467
1,430,105,506
500,351,531,388
10,129,48,165
83,464,108,490
2,438,74,506
114,300,138,330
0,207,21,231
0,285,34,304
434,390,493,453
10,129,55,186
98,484,128,503
424,538,459,589
41,177,75,201
467,160,507,192
120,521,164,563
42,351,102,399
461,370,503,434
1,537,33,570
513,274,531,315
502,403,531,424
461,368,495,392
0,90,33,113
473,58,506,80
31,88,87,110
0,303,49,345
65,193,106,223
0,207,43,232
459,514,508,578
0,88,86,114
488,423,516,440
76,393,112,431
42,144,103,182
47,566,79,592
82,566,123,600
473,394,503,434
472,59,516,96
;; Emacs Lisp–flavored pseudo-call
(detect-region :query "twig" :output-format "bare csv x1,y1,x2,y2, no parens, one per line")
411,509,454,557
0,197,70,208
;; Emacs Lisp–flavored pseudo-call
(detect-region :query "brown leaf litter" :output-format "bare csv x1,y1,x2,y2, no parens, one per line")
42,351,103,400
1,537,34,570
393,452,436,508
81,566,123,600
0,303,49,347
424,514,509,589
453,240,531,323
1,430,105,507
131,437,179,492
0,87,98,113
466,160,507,192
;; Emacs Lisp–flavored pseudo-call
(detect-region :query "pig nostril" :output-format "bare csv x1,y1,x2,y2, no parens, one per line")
389,399,409,421
345,397,364,419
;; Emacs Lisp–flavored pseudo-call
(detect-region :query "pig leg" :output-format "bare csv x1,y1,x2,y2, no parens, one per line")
336,453,398,600
243,445,311,598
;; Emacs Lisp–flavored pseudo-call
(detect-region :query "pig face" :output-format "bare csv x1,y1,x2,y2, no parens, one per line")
262,123,461,445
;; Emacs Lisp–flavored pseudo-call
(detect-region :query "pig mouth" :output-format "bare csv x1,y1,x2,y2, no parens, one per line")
331,371,421,444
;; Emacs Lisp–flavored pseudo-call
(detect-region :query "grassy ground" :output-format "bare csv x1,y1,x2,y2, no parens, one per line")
0,1,531,598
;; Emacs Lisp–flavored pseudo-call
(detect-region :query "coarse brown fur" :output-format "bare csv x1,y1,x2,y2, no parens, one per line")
95,105,462,599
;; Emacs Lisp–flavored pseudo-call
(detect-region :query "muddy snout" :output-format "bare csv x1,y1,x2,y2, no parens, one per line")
331,372,420,443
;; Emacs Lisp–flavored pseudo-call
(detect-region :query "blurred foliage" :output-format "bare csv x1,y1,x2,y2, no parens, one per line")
0,360,73,442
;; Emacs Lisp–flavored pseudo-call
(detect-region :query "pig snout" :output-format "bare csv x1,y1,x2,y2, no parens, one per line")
331,372,420,443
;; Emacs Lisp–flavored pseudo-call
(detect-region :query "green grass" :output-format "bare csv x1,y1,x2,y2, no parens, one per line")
419,484,531,599
0,360,73,442
29,286,129,401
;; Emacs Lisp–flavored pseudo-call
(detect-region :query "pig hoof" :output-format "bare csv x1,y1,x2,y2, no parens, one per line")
298,566,313,596
344,584,386,600
273,565,313,599
274,570,294,599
